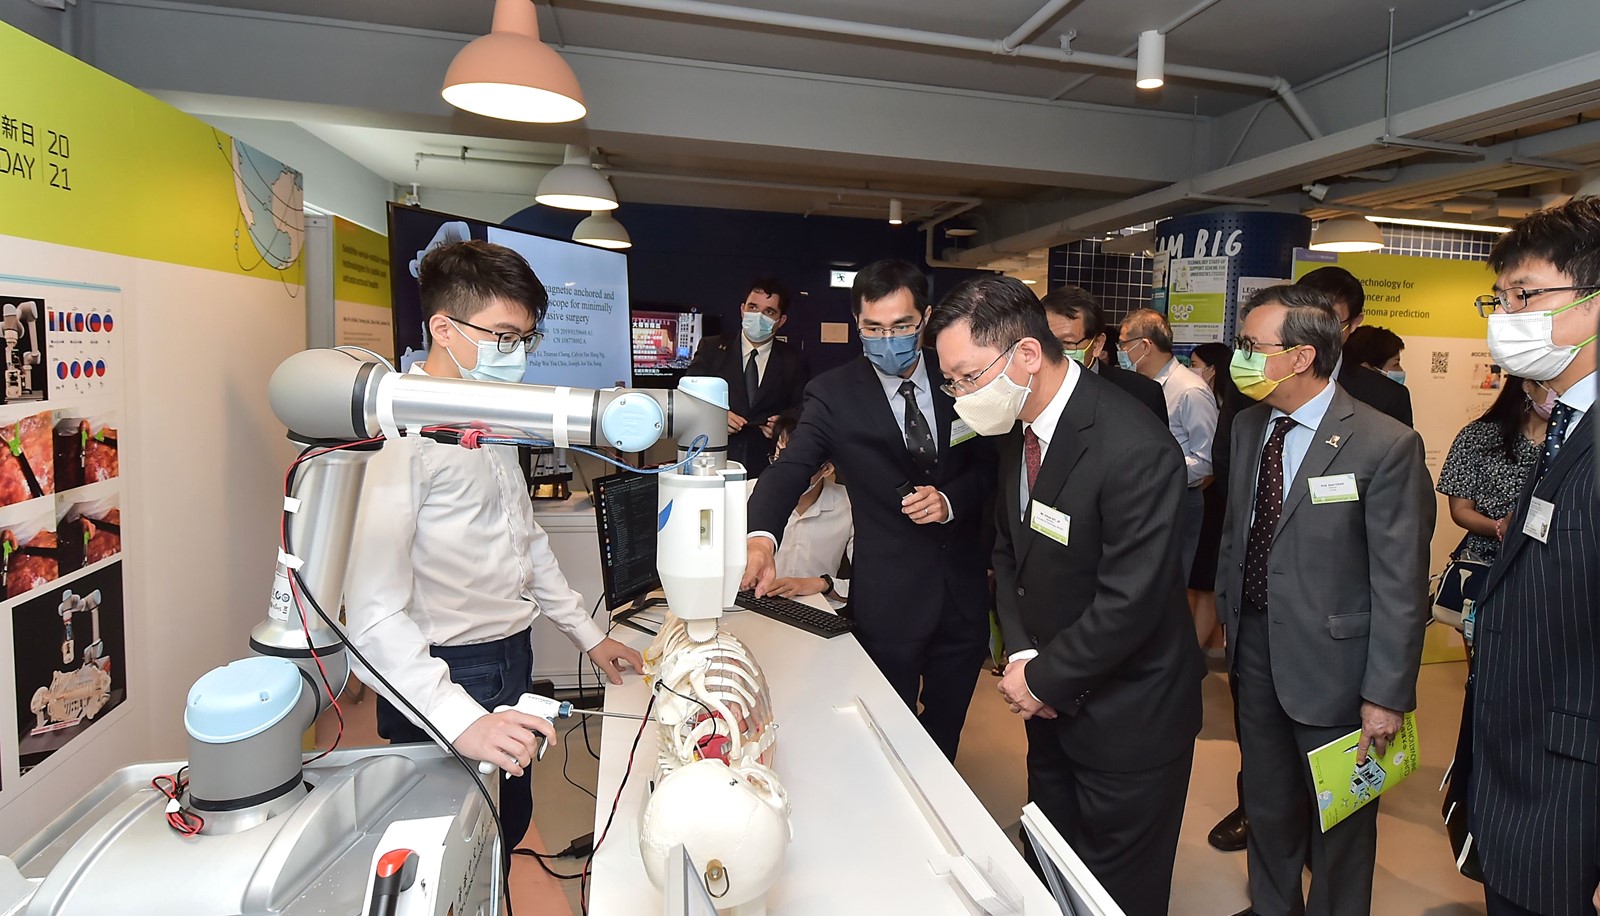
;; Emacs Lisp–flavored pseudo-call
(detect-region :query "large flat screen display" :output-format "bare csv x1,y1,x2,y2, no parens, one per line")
387,204,632,389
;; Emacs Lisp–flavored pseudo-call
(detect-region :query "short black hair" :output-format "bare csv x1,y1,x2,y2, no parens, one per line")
1297,265,1366,318
1490,195,1600,288
746,275,793,315
1039,287,1106,340
1343,325,1404,368
1241,283,1341,379
851,260,928,317
418,240,548,325
925,275,1063,364
1121,308,1174,353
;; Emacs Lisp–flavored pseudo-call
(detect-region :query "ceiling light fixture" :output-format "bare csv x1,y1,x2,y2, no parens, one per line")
1309,215,1385,252
536,146,618,211
573,210,632,249
889,199,903,225
944,226,977,237
1135,30,1165,89
442,0,587,123
1364,215,1511,234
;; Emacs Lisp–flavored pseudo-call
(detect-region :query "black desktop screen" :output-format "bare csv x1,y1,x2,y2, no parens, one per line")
593,471,660,610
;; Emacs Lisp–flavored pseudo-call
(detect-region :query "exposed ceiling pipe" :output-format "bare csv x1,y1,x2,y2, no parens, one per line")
999,0,1080,53
602,168,982,207
921,200,986,270
414,147,564,168
1049,0,1222,100
576,0,1321,139
1295,0,1527,94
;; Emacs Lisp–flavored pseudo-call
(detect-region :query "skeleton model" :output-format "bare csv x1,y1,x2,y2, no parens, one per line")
30,589,111,735
2,300,43,401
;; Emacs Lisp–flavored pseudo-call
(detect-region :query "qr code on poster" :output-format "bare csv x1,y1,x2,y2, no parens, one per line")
1431,351,1449,374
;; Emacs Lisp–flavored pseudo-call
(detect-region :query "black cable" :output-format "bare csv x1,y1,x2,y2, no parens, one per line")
655,679,719,740
560,715,596,800
580,695,656,915
284,451,516,916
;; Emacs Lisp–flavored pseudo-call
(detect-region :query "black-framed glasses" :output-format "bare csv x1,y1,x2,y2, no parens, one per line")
859,320,923,340
453,317,544,354
940,340,1019,397
1233,335,1286,359
1474,286,1600,318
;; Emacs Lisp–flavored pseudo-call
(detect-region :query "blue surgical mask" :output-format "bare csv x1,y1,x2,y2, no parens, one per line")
742,311,777,344
1116,350,1136,372
862,332,921,376
1385,369,1407,386
446,319,528,383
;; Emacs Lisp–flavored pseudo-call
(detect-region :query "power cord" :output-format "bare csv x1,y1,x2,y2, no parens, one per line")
580,694,656,915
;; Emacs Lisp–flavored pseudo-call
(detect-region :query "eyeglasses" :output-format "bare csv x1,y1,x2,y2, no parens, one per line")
1474,286,1600,318
940,340,1019,397
1233,335,1287,359
1059,336,1092,351
453,317,544,354
859,320,923,340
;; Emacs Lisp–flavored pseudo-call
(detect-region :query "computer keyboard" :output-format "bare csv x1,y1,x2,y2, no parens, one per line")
734,590,855,638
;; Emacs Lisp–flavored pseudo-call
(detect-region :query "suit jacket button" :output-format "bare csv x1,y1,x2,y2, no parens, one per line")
1016,587,1025,597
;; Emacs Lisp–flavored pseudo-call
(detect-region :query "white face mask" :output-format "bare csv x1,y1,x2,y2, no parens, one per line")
444,319,529,383
953,348,1032,436
1486,290,1600,381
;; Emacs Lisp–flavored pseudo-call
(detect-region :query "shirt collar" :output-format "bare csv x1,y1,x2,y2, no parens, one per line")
1559,370,1597,414
741,336,774,358
1023,357,1080,447
874,355,925,397
1270,378,1337,431
1331,355,1344,381
409,364,431,376
1155,356,1178,383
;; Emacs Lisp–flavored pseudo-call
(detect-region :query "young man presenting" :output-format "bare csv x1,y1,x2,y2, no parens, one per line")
344,240,644,852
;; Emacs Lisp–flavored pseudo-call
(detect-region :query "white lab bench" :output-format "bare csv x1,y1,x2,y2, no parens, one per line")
528,493,605,690
586,599,1058,915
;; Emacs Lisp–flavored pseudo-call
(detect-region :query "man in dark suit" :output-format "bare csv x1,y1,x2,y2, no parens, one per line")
686,275,809,477
744,260,995,760
1297,266,1413,427
927,276,1203,916
1470,197,1600,916
1216,284,1433,916
1039,286,1168,422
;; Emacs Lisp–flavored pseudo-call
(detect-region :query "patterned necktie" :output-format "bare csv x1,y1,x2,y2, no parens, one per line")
1023,427,1042,495
1538,401,1576,480
1243,416,1297,611
744,349,760,406
898,380,937,479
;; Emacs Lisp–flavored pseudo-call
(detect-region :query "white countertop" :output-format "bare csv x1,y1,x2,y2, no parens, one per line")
586,599,1056,914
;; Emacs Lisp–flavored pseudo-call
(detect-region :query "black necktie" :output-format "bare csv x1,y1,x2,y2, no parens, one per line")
898,380,937,479
744,349,760,406
1243,416,1297,611
1539,401,1576,480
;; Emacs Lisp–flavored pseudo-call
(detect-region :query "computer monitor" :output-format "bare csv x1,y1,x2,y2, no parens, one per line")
631,308,704,389
592,470,666,631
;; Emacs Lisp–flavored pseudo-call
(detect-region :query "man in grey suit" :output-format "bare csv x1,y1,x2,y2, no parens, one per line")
1470,196,1600,916
1216,284,1433,916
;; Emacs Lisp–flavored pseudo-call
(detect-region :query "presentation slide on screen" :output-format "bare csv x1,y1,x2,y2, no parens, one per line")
387,206,631,390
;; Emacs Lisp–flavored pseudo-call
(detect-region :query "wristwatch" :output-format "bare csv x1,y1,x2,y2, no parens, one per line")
819,574,837,598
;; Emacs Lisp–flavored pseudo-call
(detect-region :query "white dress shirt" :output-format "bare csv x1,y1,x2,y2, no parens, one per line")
344,366,605,745
740,335,773,384
774,478,854,607
1558,369,1597,417
1154,357,1218,485
1007,357,1082,668
874,355,954,522
1251,378,1338,520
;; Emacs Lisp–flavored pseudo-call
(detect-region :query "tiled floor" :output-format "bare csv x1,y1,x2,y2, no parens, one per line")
320,653,1486,915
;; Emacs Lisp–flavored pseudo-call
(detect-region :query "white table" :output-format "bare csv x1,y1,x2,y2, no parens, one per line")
587,600,1058,914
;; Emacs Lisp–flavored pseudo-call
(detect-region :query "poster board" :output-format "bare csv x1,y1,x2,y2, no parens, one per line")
332,217,393,359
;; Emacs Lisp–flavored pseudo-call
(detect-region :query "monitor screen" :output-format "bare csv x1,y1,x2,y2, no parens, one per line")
592,471,660,610
631,309,703,387
387,204,632,389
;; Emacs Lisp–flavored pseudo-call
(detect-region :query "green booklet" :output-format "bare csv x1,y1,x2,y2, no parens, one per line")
1306,712,1419,833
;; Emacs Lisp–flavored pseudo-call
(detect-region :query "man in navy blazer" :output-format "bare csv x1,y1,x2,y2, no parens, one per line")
1470,197,1600,916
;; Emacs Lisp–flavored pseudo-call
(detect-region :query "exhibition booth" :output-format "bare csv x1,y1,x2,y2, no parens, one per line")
0,1,1588,914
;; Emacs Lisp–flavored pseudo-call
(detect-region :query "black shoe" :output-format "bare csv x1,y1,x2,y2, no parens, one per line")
1208,807,1249,852
1228,909,1256,916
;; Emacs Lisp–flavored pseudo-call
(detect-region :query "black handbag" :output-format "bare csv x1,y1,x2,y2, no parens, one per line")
1440,670,1484,883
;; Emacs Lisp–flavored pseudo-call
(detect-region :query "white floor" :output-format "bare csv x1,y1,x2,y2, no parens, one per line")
326,647,1488,915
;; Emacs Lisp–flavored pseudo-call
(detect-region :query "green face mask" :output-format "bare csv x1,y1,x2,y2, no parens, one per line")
1063,345,1089,366
1230,345,1303,401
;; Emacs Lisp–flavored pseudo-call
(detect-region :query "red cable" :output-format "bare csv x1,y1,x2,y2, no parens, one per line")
580,695,656,914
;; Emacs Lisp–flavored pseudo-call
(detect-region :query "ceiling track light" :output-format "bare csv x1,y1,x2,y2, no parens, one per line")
889,199,903,225
1136,30,1165,89
442,0,587,123
536,145,619,211
573,209,632,249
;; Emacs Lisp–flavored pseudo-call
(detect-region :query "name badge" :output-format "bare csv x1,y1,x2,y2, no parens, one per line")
1309,473,1359,504
1029,501,1071,546
1523,497,1556,544
950,418,976,447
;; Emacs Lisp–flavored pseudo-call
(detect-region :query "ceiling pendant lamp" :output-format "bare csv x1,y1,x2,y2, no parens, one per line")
1310,216,1385,252
536,145,618,211
442,0,587,123
1135,30,1165,89
574,210,632,249
888,199,903,225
